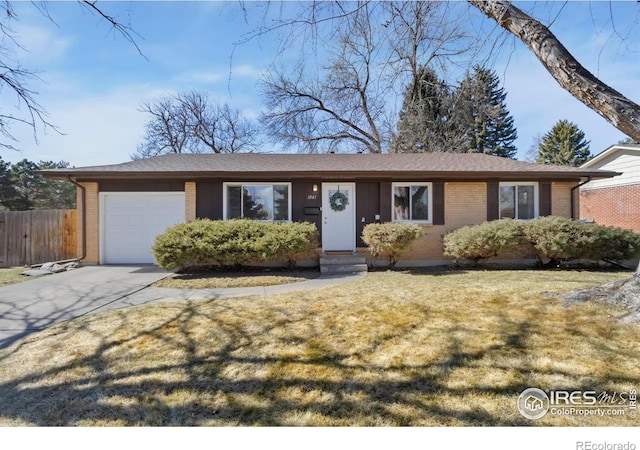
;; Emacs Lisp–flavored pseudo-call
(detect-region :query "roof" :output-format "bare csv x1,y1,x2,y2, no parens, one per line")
581,144,640,169
40,152,619,181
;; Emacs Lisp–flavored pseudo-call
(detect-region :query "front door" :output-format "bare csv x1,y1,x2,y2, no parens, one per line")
322,183,356,251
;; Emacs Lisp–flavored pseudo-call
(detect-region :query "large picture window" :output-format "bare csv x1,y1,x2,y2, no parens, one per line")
392,183,432,223
499,182,538,220
224,183,291,221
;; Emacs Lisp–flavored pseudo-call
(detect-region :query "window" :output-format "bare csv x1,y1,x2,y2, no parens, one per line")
499,182,538,220
392,183,432,223
224,183,291,221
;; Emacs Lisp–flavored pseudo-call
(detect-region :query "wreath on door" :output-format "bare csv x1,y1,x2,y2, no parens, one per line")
329,189,348,212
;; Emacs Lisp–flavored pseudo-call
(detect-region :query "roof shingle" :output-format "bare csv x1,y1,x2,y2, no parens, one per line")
40,152,619,180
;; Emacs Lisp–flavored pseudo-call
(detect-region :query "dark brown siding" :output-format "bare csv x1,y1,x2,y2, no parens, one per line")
196,181,223,220
487,181,499,221
100,181,184,192
292,181,322,242
356,182,380,247
539,181,552,216
432,181,445,225
379,182,392,222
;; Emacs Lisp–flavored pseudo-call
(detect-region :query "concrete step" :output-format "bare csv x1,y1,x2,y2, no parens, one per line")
319,253,366,265
320,263,368,274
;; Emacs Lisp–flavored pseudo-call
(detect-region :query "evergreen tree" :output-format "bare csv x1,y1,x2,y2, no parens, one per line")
618,137,639,145
392,66,464,153
536,119,591,166
0,157,27,210
455,66,518,158
0,158,76,211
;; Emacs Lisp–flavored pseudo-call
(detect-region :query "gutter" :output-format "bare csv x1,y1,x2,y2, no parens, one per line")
570,176,592,220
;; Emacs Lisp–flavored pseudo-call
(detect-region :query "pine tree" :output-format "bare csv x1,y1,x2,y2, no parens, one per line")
536,119,591,166
392,66,464,153
455,66,518,158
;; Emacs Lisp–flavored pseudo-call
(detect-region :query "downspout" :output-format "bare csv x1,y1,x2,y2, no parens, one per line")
67,176,87,262
570,176,592,220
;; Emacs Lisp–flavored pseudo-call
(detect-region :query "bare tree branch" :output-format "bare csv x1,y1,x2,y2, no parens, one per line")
80,0,147,59
133,91,260,159
1,0,145,150
468,0,640,143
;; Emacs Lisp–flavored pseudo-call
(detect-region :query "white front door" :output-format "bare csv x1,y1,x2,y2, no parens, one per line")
322,183,356,251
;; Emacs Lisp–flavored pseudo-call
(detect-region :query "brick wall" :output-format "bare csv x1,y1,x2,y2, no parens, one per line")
184,181,197,222
580,184,640,233
402,182,487,260
552,181,577,218
79,182,100,264
400,181,578,262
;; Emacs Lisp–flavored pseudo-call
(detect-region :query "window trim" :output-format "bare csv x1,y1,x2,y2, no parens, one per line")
223,182,292,221
391,182,433,224
498,181,539,220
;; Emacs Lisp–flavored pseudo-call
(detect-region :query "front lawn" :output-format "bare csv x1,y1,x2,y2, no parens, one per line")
155,269,319,289
0,269,637,426
0,267,29,287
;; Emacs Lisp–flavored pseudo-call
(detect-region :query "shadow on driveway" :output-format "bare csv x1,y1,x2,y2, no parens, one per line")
0,265,170,349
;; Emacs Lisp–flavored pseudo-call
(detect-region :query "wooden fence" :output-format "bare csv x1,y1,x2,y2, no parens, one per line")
0,210,77,267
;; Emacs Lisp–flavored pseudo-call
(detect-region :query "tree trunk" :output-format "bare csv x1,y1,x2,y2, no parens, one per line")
468,0,640,143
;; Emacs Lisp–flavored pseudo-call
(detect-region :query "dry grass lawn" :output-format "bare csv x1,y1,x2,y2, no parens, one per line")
0,269,638,426
0,267,29,287
156,269,319,289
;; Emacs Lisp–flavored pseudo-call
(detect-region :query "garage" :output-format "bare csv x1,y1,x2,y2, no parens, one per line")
100,192,185,264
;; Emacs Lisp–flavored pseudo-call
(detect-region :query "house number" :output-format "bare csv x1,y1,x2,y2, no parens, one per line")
307,194,318,200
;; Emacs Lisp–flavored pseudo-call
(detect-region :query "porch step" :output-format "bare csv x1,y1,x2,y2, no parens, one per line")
319,253,368,274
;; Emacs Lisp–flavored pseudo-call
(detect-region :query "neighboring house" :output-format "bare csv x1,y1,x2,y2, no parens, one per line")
580,144,640,233
41,153,616,266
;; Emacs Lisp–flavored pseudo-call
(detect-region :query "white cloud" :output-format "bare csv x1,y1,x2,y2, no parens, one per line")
11,23,73,66
6,85,158,167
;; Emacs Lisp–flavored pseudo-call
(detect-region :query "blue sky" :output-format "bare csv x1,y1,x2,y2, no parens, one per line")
3,1,639,167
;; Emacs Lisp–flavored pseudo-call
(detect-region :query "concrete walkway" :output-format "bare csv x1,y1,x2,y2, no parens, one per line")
119,272,367,308
0,266,365,349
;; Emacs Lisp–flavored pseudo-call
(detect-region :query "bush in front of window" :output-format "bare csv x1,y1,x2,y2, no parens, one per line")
361,222,424,268
443,219,528,265
443,216,640,267
524,216,640,266
582,225,640,263
522,216,592,265
152,219,319,271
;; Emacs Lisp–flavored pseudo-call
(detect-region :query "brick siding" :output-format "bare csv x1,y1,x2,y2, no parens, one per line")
80,182,100,264
184,181,197,222
401,181,578,261
552,181,577,218
402,182,487,260
580,184,640,233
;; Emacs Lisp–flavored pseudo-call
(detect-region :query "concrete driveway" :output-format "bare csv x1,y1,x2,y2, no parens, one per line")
0,265,170,349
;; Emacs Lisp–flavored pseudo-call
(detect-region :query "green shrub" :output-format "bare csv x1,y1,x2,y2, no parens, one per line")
443,219,527,264
521,216,590,265
153,219,319,270
444,216,640,267
361,222,423,268
580,224,640,262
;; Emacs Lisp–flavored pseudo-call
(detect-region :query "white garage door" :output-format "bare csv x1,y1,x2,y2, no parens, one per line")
100,192,185,264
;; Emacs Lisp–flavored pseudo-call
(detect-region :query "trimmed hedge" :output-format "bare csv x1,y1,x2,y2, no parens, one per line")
443,216,640,266
153,219,319,270
362,222,423,268
442,219,527,264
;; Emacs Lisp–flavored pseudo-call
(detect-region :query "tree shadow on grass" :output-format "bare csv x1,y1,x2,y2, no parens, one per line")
0,294,638,426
